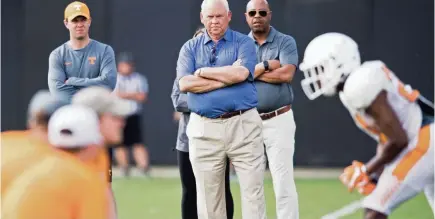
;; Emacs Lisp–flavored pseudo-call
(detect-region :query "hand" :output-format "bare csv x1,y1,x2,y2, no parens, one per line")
232,59,242,66
194,68,202,77
173,111,181,122
339,160,375,195
357,180,376,196
65,77,74,84
65,77,78,85
115,91,127,98
268,60,281,71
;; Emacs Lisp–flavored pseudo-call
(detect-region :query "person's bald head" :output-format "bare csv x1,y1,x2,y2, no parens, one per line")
246,0,270,12
245,0,272,34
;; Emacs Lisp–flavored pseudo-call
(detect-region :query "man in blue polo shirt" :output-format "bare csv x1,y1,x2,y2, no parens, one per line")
245,0,300,218
176,0,266,218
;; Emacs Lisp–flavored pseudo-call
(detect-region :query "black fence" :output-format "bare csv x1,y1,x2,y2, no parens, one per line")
2,0,433,166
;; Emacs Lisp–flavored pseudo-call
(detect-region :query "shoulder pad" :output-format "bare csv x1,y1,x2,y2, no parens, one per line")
341,61,389,109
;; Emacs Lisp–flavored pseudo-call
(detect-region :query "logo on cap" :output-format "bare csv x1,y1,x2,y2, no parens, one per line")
65,2,90,20
73,4,82,11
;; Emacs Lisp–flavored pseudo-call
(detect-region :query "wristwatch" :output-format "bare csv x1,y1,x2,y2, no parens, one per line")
263,61,270,71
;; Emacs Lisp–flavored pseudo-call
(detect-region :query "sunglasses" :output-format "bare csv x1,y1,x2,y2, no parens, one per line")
248,10,269,17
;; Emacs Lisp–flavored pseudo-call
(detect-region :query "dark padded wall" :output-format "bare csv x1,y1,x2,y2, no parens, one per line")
2,0,433,166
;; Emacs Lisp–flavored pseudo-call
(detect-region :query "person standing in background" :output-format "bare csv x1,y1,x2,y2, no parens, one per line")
177,0,267,217
245,0,300,218
171,26,235,219
113,52,151,176
48,1,117,100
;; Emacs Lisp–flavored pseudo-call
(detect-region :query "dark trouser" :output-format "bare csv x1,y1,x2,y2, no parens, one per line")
177,150,234,219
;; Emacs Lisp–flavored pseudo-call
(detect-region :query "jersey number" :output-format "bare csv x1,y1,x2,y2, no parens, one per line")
382,66,420,102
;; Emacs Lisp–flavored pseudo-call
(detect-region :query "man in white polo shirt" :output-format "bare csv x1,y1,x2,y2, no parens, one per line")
113,52,150,176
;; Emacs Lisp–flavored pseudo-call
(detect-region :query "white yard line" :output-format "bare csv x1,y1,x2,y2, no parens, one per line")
320,199,363,219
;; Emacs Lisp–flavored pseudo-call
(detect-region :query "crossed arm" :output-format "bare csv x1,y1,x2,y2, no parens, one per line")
254,60,296,83
170,61,244,111
115,75,149,102
176,37,256,94
179,75,226,93
116,92,147,102
254,36,298,84
48,51,78,96
65,46,117,90
179,64,249,93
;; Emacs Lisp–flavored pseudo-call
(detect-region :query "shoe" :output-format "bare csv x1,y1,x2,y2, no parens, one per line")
122,166,130,177
141,166,152,178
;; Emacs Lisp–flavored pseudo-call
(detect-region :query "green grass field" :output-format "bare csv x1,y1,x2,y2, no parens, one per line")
111,178,433,219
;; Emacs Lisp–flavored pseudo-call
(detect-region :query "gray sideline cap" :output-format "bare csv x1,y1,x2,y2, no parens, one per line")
117,51,135,64
71,86,133,117
27,90,70,119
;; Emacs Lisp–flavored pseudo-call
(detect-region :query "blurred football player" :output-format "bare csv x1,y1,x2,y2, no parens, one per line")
299,32,434,219
2,105,109,219
1,90,69,195
72,86,133,219
72,86,132,182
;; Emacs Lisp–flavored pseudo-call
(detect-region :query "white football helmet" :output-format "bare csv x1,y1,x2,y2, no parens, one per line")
300,32,361,100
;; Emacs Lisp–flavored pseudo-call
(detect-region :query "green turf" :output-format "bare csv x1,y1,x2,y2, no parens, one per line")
112,178,433,219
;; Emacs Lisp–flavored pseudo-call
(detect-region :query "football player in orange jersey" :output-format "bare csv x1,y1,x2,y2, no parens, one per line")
1,90,69,195
2,104,110,219
72,86,133,219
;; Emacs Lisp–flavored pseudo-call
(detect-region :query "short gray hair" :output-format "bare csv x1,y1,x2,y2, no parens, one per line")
201,0,230,12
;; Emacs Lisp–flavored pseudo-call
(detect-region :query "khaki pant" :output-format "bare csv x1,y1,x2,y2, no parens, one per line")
262,109,299,219
187,108,267,219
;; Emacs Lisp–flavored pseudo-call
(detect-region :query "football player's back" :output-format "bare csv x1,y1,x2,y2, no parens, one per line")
2,152,109,219
339,60,423,145
1,130,54,195
84,146,111,182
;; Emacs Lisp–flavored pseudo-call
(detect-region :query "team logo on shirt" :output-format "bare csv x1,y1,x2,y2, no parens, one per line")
88,57,96,65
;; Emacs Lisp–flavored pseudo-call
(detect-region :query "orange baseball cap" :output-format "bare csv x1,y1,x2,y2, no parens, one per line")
64,1,91,21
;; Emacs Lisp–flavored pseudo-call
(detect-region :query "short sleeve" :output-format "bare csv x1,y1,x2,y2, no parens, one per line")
279,35,298,66
237,36,257,81
176,41,195,84
139,74,149,93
